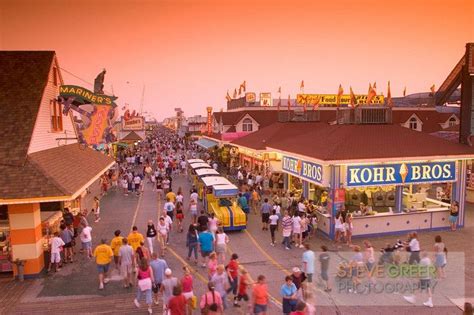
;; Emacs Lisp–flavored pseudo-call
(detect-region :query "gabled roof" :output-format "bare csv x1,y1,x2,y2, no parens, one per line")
121,131,143,141
0,144,115,202
232,121,474,163
391,110,457,133
0,51,55,167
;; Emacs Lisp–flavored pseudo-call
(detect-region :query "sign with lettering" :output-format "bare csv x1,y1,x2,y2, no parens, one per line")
59,85,117,106
245,92,256,103
346,161,456,187
260,93,273,107
122,116,144,131
282,156,323,185
297,94,384,106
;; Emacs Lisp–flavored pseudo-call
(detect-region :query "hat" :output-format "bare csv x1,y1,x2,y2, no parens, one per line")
292,267,301,273
165,268,172,276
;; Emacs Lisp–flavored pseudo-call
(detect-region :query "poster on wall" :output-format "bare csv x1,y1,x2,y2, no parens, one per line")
58,70,118,146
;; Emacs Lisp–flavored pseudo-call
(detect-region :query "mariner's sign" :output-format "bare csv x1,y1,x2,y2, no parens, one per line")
282,156,323,184
346,161,456,187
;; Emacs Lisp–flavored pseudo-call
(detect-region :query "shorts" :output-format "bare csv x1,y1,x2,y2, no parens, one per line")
201,250,212,258
448,215,458,223
50,252,61,263
293,228,301,234
97,263,110,274
321,270,329,281
191,210,197,217
254,303,267,314
261,213,270,223
82,241,92,250
63,242,72,248
121,263,133,275
420,279,431,290
302,231,308,239
176,213,184,220
215,244,226,254
237,293,249,301
183,291,194,300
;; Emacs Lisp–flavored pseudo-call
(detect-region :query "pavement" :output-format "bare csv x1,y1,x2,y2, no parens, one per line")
1,171,473,314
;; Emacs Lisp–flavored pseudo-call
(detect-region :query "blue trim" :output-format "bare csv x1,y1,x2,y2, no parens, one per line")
223,225,246,232
395,186,403,213
303,181,309,199
351,226,452,239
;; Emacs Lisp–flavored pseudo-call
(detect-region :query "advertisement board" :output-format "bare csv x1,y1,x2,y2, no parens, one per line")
297,94,385,106
122,116,144,131
259,93,273,107
282,155,324,185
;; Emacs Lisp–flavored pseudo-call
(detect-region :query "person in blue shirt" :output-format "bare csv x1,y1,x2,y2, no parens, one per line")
198,228,215,268
280,276,298,315
238,193,249,218
149,252,168,303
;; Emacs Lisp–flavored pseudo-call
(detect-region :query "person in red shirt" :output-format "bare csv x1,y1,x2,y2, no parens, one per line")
252,275,269,315
167,285,187,315
290,301,307,315
226,253,240,307
237,269,251,309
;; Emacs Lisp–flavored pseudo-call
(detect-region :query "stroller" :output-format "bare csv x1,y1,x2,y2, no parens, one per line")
379,240,404,265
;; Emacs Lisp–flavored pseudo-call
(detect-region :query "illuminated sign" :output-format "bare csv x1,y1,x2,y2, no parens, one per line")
297,94,385,106
245,92,256,103
122,116,144,131
59,85,117,106
346,161,456,187
282,156,323,184
260,93,273,107
206,107,213,135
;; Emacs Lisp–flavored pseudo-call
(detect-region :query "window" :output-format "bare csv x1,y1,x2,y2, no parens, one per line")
50,99,63,132
448,116,457,127
242,118,253,132
52,67,58,86
409,117,418,130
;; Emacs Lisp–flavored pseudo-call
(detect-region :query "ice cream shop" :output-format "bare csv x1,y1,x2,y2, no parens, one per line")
232,121,474,239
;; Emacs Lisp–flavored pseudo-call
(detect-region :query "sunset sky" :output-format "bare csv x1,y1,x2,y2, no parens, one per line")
1,0,473,120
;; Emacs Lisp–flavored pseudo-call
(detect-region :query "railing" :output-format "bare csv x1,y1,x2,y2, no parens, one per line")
277,110,320,122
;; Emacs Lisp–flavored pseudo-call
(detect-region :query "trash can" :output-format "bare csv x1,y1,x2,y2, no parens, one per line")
14,259,25,282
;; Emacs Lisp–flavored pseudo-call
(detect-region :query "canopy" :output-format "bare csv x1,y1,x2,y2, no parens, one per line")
213,184,239,197
195,138,219,149
201,176,233,187
190,162,211,170
187,159,205,164
195,168,220,177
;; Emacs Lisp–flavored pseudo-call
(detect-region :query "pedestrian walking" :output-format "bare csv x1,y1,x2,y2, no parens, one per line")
302,243,315,283
269,210,279,246
186,224,199,264
236,269,251,309
226,253,240,307
59,224,74,264
80,223,93,258
214,228,229,263
434,235,447,279
403,251,434,308
134,258,155,314
161,268,178,314
167,285,187,315
319,245,331,292
164,198,175,221
211,265,230,310
207,252,218,280
407,232,421,264
158,217,169,257
260,198,272,231
449,201,459,231
199,227,215,268
128,226,145,252
252,275,269,315
110,229,124,269
200,281,223,314
281,276,298,315
146,220,158,254
119,238,134,288
281,211,293,250
181,266,194,315
176,202,184,232
150,252,168,304
93,239,114,290
93,196,101,223
48,232,65,272
189,199,198,224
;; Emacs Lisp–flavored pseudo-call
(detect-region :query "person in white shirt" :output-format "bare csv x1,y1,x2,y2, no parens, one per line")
269,210,279,246
80,223,93,258
403,251,434,308
164,214,173,245
190,190,199,204
292,214,303,248
214,228,229,263
49,232,65,272
133,175,141,195
408,232,421,264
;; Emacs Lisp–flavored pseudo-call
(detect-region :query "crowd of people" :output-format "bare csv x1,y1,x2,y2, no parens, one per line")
45,127,462,314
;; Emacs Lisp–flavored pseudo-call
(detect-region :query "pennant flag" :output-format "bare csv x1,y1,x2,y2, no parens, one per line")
367,83,377,104
387,81,393,107
312,95,320,110
238,86,242,95
300,80,304,89
373,82,377,89
226,90,232,102
349,86,356,108
430,84,436,96
233,88,237,99
278,86,281,94
336,84,344,107
240,81,246,93
403,86,407,97
287,94,291,111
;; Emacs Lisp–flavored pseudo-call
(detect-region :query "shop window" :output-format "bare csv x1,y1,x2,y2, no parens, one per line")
409,117,418,130
50,99,63,132
448,116,457,127
242,118,253,132
40,202,62,212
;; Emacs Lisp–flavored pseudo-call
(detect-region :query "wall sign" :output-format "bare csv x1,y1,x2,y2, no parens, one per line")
122,116,144,131
282,156,323,184
346,161,456,187
297,93,384,106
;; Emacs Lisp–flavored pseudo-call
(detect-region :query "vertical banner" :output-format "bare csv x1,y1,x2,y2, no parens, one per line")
206,106,213,135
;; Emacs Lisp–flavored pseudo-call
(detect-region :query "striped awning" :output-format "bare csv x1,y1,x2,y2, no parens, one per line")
195,138,218,149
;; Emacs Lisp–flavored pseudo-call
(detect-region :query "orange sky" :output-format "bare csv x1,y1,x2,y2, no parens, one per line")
1,0,473,119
